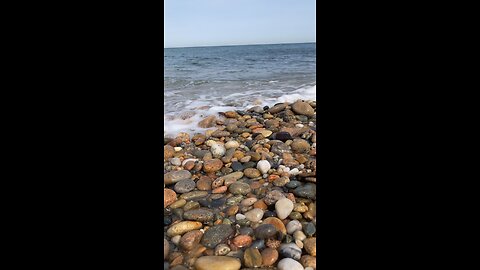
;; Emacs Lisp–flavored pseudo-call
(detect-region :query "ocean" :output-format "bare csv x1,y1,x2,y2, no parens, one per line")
164,42,316,137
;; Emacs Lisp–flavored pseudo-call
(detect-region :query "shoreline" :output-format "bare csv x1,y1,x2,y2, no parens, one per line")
164,99,316,270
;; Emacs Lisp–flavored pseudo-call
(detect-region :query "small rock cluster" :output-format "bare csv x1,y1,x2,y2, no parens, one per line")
164,100,317,270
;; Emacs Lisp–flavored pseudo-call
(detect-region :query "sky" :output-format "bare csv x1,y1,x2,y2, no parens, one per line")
164,0,316,48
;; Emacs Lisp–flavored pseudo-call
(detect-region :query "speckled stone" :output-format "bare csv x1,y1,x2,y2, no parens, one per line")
214,243,231,256
183,208,214,222
303,222,316,236
300,255,316,269
232,235,253,248
164,239,169,260
244,247,262,268
293,183,316,199
164,170,191,185
166,221,202,237
229,182,251,195
164,188,177,208
173,179,196,193
194,256,241,270
201,224,234,248
303,237,316,256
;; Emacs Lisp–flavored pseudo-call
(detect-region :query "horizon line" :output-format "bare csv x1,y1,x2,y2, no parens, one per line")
164,41,316,49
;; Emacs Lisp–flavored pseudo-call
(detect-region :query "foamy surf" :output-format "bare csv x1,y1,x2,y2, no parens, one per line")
164,85,316,138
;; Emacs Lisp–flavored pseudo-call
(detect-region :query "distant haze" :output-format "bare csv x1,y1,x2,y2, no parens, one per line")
164,0,316,48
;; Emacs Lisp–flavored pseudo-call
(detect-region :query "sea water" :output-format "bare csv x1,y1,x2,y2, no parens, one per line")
164,42,316,137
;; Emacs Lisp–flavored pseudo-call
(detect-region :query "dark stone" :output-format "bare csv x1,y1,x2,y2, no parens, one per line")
231,161,244,171
254,224,277,239
293,183,316,199
250,239,265,250
201,224,234,248
285,180,302,189
239,226,254,236
273,132,293,142
303,222,316,236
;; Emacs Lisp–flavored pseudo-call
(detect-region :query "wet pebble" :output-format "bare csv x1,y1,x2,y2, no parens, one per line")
201,224,234,248
229,182,251,195
194,256,241,270
261,248,278,267
275,198,294,219
277,258,304,270
174,179,196,193
244,208,264,222
286,220,303,234
254,224,277,239
183,208,214,222
279,243,302,260
244,247,262,268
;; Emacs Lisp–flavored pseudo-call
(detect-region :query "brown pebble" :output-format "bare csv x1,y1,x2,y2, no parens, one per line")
304,237,316,256
196,177,212,191
212,186,227,193
164,145,175,160
244,247,262,268
253,199,268,210
164,188,177,208
262,217,287,235
300,255,317,269
226,205,239,216
261,248,278,266
232,235,252,248
203,159,223,173
184,161,195,170
179,230,203,251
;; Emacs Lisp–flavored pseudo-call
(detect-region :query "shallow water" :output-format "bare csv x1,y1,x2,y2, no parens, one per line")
164,43,316,137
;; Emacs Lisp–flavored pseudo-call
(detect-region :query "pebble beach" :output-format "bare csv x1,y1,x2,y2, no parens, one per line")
163,99,317,270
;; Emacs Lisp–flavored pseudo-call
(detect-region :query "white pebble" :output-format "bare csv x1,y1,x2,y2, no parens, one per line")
257,160,271,174
171,235,181,245
181,158,198,166
289,168,300,175
244,208,264,223
210,143,226,158
287,220,303,234
277,258,304,270
174,147,182,152
225,140,240,149
235,214,246,220
275,198,294,220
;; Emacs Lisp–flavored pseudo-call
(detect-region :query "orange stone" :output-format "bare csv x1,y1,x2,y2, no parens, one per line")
164,188,177,208
212,186,227,193
232,235,252,248
253,199,268,210
262,217,287,235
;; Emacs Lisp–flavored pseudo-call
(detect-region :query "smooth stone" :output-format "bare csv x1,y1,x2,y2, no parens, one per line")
225,140,240,149
303,222,316,236
164,239,169,260
179,191,208,200
277,258,305,270
164,170,191,185
286,220,303,234
239,226,254,236
303,237,316,256
201,224,234,248
244,247,262,268
215,243,231,256
213,172,244,187
300,255,316,269
169,199,186,209
231,161,244,171
236,213,246,220
291,101,315,116
256,160,271,174
210,143,226,158
171,235,181,245
262,217,287,235
170,157,181,166
166,221,202,237
289,211,303,220
261,248,279,267
229,182,251,195
254,224,277,239
293,230,307,241
279,243,302,260
285,180,302,189
250,239,265,249
194,256,241,270
273,132,293,142
293,183,316,199
183,200,200,211
290,139,310,154
173,179,196,193
203,158,223,173
232,235,252,248
164,188,177,208
275,198,294,219
264,189,286,205
244,208,264,222
241,197,258,207
244,168,261,178
183,208,214,222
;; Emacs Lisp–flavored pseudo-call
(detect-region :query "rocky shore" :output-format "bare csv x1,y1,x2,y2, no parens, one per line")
164,99,317,270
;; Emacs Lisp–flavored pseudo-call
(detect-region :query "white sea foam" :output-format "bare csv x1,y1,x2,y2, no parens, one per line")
164,85,316,137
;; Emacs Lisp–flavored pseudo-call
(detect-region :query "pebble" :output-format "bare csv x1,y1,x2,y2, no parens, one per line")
286,220,303,234
254,224,277,239
262,217,287,235
275,198,294,219
164,188,177,208
244,247,262,268
229,182,251,195
244,168,261,178
215,243,231,256
250,239,265,250
239,227,254,236
232,235,253,248
290,139,310,153
225,140,240,149
164,239,169,260
210,143,226,158
291,101,315,116
179,191,208,200
279,243,302,260
173,179,196,193
171,235,181,245
166,221,203,237
244,208,264,222
169,199,186,209
170,157,181,166
293,230,307,241
277,258,305,270
201,224,234,248
194,256,241,270
203,158,223,173
303,237,316,256
183,208,214,222
300,255,316,269
303,222,316,236
261,247,278,266
241,197,258,207
164,170,191,185
256,160,271,174
236,213,246,220
293,183,316,199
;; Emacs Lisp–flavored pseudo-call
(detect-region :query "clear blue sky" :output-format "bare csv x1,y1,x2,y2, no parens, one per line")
164,0,316,48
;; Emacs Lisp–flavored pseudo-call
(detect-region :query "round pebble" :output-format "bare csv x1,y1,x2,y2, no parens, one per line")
275,198,294,219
